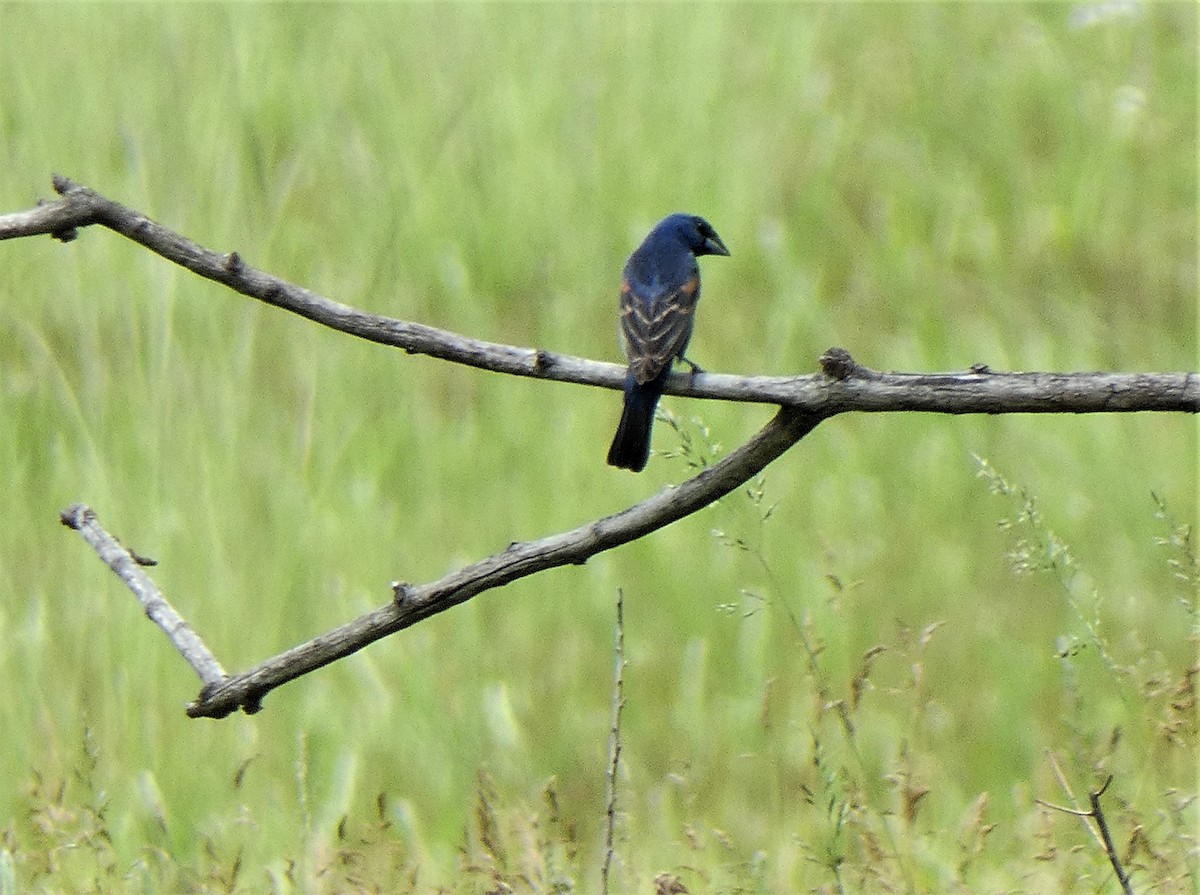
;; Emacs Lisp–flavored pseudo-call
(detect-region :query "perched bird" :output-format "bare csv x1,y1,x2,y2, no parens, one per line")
606,213,730,472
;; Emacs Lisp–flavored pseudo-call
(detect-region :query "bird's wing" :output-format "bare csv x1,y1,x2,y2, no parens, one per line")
618,273,699,385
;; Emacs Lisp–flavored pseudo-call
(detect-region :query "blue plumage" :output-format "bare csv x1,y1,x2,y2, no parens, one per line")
607,214,729,472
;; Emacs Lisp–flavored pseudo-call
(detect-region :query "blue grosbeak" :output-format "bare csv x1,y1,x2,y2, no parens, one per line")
607,213,730,472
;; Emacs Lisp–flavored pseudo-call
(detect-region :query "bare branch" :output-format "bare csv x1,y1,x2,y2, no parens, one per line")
1,177,1196,413
185,406,822,717
60,503,227,687
8,176,1197,717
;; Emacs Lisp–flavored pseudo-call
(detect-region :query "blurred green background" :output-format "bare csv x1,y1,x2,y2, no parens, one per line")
0,3,1195,891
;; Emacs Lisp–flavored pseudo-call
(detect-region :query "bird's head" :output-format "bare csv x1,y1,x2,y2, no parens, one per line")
659,213,730,258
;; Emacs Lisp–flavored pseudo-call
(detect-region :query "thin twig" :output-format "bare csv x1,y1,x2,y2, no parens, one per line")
59,503,227,687
601,588,626,895
1041,750,1106,850
1089,779,1135,895
1038,767,1134,895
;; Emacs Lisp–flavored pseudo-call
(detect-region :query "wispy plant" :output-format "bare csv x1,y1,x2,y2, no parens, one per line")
977,455,1198,892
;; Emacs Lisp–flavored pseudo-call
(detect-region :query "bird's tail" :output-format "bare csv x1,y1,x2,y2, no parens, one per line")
606,380,661,472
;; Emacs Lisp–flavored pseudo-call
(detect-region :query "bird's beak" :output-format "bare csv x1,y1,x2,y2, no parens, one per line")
705,235,731,257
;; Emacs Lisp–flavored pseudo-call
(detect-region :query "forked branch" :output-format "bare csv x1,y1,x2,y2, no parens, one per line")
1038,766,1135,895
0,176,1195,717
63,406,821,717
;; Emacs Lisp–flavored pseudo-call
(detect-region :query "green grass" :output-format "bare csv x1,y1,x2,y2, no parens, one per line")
0,3,1195,892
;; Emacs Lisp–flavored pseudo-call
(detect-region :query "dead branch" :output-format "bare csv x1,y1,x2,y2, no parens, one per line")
1,177,1196,414
1,176,1195,717
59,503,227,687
61,406,821,717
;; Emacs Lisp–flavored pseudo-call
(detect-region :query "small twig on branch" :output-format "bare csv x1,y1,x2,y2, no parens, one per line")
1038,765,1135,895
59,503,227,688
1,177,1197,413
601,588,626,895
